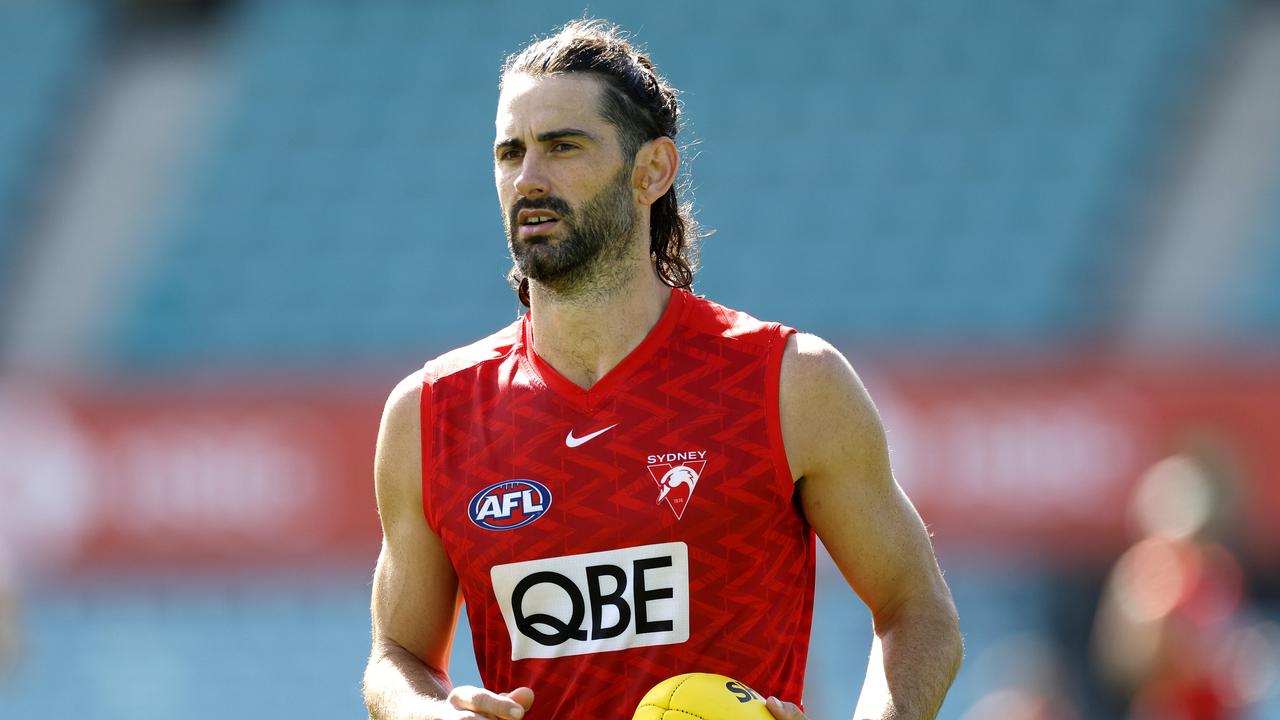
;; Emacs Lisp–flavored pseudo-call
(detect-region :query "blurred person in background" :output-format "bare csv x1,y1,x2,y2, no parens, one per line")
1092,431,1277,720
362,18,962,720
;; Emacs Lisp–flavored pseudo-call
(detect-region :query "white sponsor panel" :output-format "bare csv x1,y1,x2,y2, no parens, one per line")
490,542,690,660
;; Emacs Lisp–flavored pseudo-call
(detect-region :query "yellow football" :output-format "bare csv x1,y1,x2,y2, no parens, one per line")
632,672,774,720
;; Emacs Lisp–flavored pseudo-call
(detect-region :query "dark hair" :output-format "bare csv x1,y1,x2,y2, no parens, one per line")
501,19,702,307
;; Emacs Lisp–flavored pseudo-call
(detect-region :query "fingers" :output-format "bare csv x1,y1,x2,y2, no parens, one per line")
504,686,535,711
765,696,808,720
447,685,531,720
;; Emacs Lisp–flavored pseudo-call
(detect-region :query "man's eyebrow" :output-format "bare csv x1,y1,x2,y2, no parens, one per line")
495,137,524,154
536,128,594,143
495,128,596,153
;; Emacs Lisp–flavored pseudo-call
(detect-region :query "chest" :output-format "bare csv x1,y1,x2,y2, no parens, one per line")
436,405,776,554
423,344,809,664
427,351,786,564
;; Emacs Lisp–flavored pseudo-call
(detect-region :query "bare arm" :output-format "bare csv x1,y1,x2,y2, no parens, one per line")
777,334,962,720
363,371,533,720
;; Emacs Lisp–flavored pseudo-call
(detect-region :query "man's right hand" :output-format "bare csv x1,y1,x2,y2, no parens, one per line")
442,686,535,720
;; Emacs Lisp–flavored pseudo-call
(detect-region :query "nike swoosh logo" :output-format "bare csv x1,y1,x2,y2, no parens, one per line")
565,423,618,448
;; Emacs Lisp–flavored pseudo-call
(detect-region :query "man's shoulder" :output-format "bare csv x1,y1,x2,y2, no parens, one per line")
681,294,857,386
682,291,792,347
382,319,522,427
779,332,854,387
422,318,523,383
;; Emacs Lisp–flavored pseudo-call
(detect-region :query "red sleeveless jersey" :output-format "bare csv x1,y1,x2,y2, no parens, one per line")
420,289,813,719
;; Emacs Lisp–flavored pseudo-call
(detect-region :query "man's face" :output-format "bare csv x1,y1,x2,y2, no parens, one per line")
495,73,638,287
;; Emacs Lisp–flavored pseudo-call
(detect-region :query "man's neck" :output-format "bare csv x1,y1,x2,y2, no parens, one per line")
527,266,671,391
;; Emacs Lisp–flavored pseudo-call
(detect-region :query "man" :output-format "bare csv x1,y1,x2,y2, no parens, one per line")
364,19,962,720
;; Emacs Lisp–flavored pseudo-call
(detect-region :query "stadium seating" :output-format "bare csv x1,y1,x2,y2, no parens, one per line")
0,0,102,291
111,0,1228,366
1231,169,1280,337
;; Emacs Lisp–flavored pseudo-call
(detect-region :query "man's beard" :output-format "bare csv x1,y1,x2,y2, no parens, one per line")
506,165,638,299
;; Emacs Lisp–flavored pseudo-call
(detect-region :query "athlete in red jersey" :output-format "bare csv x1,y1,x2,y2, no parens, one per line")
364,19,962,720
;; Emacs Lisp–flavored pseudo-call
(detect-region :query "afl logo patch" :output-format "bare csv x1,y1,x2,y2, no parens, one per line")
469,480,552,530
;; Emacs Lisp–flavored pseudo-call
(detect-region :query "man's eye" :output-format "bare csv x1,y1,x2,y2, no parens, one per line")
552,142,577,152
499,149,524,161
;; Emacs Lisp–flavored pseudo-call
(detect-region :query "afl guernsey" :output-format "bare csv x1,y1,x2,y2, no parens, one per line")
421,288,814,719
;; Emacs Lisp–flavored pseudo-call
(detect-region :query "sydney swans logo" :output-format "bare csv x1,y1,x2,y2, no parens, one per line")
646,451,707,519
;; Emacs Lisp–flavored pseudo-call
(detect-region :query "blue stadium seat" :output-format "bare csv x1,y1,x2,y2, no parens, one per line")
110,0,1230,366
1229,171,1280,337
0,0,102,290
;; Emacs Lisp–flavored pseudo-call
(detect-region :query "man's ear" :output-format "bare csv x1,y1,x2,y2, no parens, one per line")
632,136,679,206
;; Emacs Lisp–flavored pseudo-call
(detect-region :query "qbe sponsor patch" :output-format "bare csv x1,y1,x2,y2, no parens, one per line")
490,542,690,660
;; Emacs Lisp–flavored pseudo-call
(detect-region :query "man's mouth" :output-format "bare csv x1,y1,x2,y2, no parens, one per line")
517,209,562,239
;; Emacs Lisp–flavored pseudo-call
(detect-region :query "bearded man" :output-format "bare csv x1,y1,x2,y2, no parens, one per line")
363,19,962,720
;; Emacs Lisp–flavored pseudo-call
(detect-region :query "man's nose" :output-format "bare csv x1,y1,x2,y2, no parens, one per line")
514,153,549,198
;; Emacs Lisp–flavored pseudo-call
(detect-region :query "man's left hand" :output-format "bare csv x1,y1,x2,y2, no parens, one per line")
765,696,808,719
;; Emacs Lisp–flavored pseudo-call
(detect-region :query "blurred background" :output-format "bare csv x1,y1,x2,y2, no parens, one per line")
2,0,1280,718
